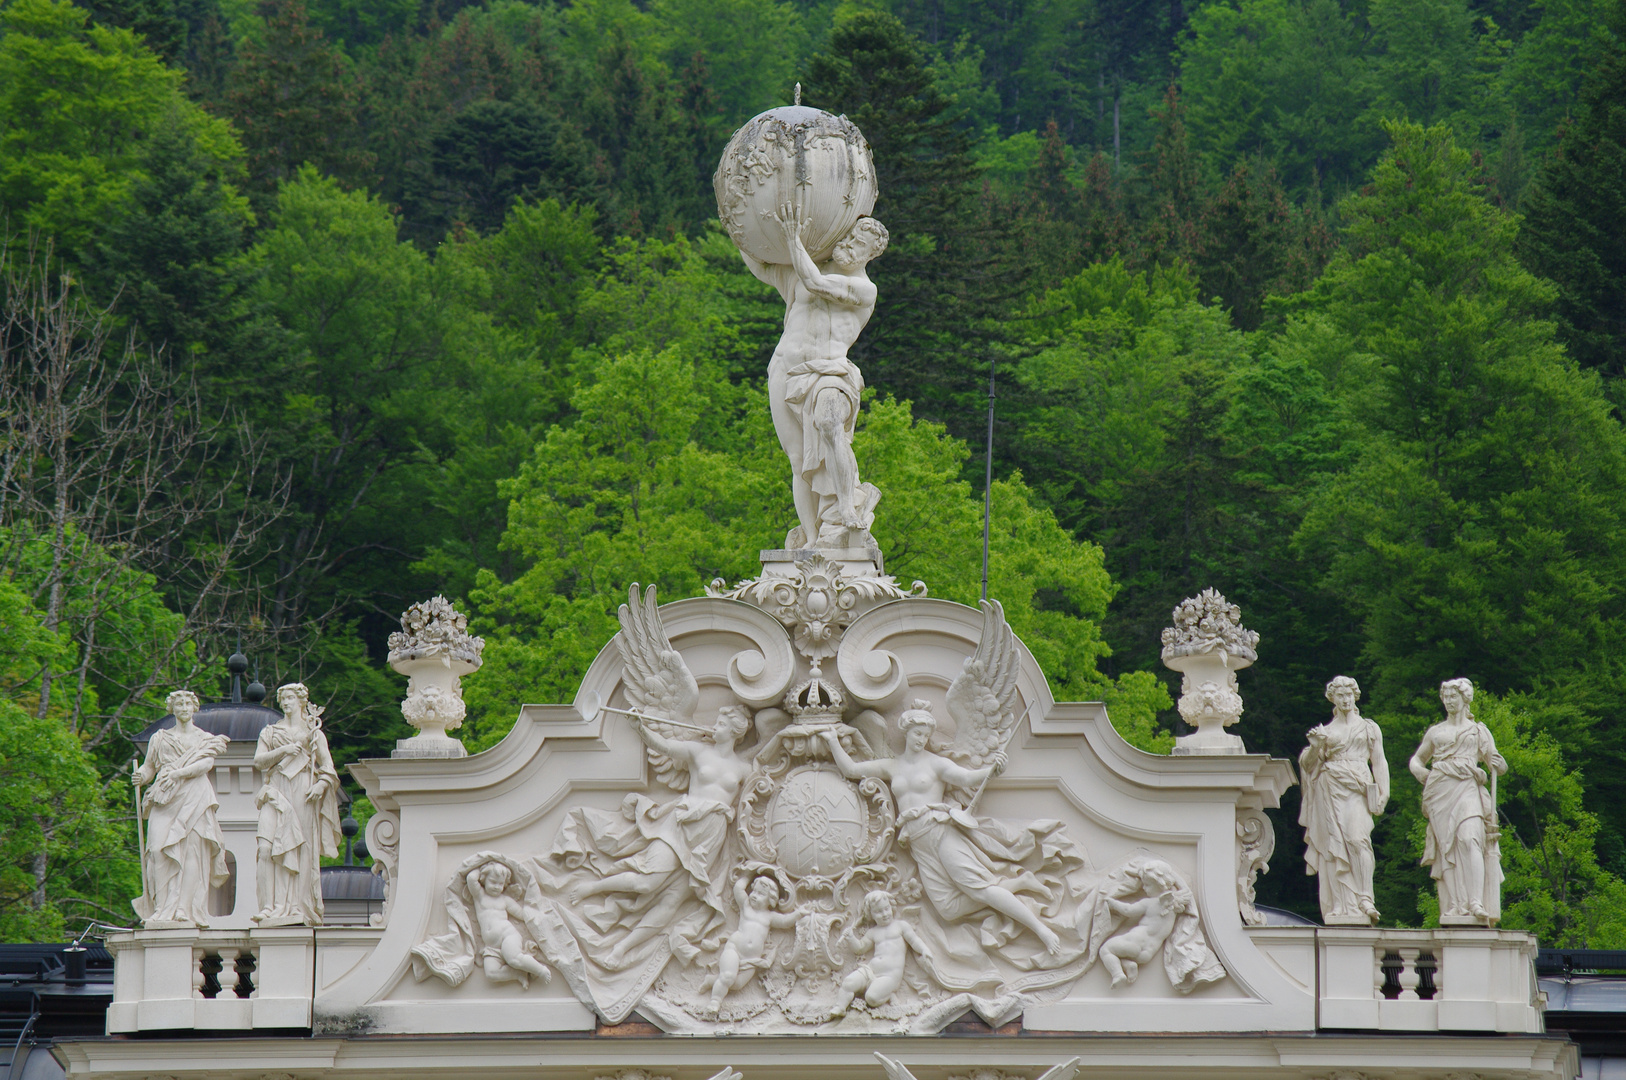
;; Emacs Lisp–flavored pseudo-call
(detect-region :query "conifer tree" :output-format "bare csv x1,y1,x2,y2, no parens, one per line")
802,11,1014,437
226,0,371,205
1136,84,1205,269
1193,158,1335,331
1517,0,1626,378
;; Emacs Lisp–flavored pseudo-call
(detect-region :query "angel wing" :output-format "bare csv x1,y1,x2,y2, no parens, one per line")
1036,1059,1082,1080
944,599,1022,766
617,583,702,789
874,1055,920,1080
617,583,700,722
704,1069,743,1080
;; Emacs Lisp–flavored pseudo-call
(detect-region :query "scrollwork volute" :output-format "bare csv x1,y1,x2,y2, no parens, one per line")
1236,805,1275,926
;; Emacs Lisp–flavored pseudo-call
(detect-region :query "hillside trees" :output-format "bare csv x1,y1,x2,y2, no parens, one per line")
0,0,243,260
802,12,1016,439
1516,0,1626,378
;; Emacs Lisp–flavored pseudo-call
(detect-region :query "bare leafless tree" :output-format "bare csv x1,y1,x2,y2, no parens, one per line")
0,238,293,759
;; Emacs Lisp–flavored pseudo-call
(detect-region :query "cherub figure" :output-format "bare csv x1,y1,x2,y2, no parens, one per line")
467,862,553,988
835,889,926,1014
1098,862,1187,988
703,874,804,1015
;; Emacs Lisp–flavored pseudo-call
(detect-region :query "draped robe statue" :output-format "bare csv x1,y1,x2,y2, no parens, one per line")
252,682,340,927
1410,678,1507,924
1299,675,1389,924
132,689,230,928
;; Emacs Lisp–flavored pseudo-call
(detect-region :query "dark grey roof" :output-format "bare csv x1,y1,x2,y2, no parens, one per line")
320,865,386,901
136,702,282,744
1251,904,1319,927
1542,975,1626,1012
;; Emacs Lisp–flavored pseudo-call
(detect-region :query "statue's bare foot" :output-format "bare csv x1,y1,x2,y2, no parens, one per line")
1109,971,1128,989
1359,899,1380,920
1038,925,1063,955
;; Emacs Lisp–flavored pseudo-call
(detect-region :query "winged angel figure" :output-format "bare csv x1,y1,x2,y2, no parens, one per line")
823,601,1089,990
546,585,765,1013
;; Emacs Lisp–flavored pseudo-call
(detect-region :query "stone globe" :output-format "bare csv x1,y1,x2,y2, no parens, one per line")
713,105,878,266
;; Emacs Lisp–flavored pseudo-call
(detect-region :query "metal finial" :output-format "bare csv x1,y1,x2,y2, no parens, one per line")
794,82,801,107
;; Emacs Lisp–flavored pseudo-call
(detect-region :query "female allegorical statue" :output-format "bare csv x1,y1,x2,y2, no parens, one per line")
1410,677,1508,924
1299,675,1390,924
252,682,341,926
821,708,1066,957
132,689,231,927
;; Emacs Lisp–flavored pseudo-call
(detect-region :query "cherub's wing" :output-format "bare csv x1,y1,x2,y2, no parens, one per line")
1036,1059,1081,1080
704,1069,743,1080
617,583,703,788
943,599,1022,767
875,1055,920,1080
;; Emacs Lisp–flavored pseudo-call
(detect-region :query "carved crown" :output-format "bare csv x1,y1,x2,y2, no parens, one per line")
784,675,844,725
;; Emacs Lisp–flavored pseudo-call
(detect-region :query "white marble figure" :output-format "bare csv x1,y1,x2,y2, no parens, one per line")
1410,678,1507,925
704,874,805,1015
821,711,1062,958
412,852,554,988
834,889,925,1014
131,689,231,928
1097,862,1187,988
469,862,554,987
743,201,888,549
543,586,769,1018
252,682,341,927
1081,855,1225,994
1299,675,1390,924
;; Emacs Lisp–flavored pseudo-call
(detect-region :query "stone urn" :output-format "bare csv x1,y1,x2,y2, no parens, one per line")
388,596,484,759
1161,589,1259,756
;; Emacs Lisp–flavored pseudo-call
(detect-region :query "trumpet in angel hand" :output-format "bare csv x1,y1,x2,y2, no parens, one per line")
579,691,715,734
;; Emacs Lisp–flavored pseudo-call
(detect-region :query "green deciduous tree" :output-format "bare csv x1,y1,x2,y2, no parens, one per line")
0,0,242,261
0,577,135,941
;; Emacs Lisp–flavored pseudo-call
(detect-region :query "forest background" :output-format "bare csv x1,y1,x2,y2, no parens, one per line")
2,0,1625,945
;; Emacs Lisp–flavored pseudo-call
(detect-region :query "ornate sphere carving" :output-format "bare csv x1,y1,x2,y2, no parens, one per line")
713,106,877,265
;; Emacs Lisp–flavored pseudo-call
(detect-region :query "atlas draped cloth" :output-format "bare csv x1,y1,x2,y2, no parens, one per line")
782,356,862,497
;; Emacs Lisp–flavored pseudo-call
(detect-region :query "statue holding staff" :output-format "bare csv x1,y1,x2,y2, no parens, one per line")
252,682,341,927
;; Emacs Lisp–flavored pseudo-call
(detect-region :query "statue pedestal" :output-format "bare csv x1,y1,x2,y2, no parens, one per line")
760,546,883,578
